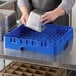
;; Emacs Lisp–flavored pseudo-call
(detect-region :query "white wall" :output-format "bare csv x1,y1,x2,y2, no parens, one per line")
72,2,76,27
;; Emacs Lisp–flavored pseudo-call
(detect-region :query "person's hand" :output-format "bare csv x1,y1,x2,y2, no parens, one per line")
21,13,29,24
19,6,29,24
41,11,58,24
41,7,65,25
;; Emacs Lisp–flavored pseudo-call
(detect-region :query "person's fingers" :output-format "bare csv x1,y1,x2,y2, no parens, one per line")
23,19,26,24
21,17,26,24
21,13,29,25
25,16,28,23
41,16,48,22
41,13,48,20
21,16,28,24
43,19,50,25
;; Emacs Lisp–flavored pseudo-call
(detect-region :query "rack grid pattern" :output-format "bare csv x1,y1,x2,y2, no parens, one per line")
0,61,67,76
4,24,73,55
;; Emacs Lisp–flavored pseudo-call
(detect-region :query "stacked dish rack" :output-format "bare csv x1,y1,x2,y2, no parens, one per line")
4,24,73,55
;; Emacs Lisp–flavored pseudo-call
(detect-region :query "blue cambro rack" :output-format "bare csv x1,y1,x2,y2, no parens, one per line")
4,24,73,55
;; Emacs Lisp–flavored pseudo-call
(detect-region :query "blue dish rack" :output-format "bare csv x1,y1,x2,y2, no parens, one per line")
4,24,73,55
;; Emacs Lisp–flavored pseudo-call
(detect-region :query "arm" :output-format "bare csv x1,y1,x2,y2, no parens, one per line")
59,0,75,14
41,0,75,24
17,0,30,24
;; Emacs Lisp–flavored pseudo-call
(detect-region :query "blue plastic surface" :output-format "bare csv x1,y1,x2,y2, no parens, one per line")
4,24,73,55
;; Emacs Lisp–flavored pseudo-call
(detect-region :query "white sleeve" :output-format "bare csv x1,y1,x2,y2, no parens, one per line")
17,0,30,8
58,0,75,14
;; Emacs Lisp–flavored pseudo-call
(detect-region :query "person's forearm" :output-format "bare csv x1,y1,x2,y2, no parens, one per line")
17,0,30,15
52,7,65,18
20,5,29,15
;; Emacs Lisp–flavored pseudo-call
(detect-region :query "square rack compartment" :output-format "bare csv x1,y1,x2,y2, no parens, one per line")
0,61,67,76
4,24,73,55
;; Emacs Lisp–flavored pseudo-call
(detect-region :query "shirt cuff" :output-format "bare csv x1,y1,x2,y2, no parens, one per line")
58,0,75,14
17,0,30,8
